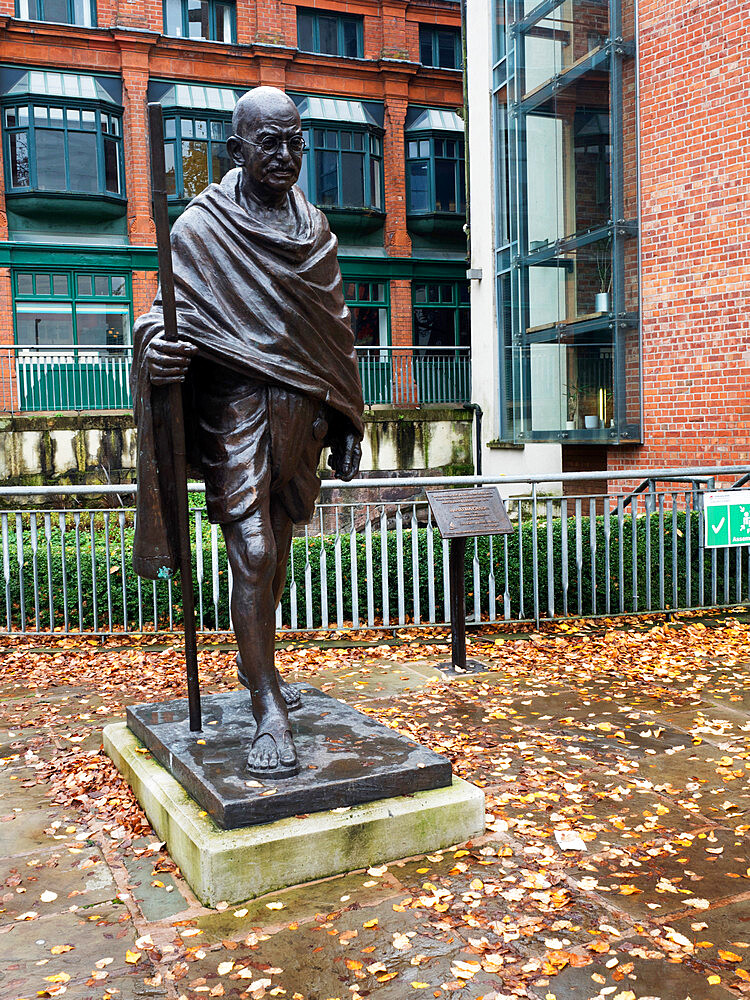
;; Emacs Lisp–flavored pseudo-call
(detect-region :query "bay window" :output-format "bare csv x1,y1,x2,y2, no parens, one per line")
3,102,123,196
163,114,232,199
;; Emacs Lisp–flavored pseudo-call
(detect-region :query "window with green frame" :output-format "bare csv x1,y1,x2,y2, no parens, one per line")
163,0,236,42
15,0,95,25
407,134,465,214
412,281,470,348
3,103,123,196
344,281,389,347
418,25,462,69
298,127,383,211
14,270,131,348
163,114,232,199
297,8,363,58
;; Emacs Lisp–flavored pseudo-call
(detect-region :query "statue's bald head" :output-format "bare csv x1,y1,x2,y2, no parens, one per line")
232,87,301,137
227,86,305,205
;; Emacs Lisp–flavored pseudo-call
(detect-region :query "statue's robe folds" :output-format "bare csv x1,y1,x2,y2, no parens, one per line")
131,169,364,579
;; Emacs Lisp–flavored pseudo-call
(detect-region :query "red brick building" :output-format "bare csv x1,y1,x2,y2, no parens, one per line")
0,0,470,436
467,0,750,486
608,0,750,477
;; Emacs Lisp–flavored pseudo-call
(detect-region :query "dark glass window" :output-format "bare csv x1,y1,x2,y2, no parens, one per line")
14,270,131,348
15,0,95,26
164,114,231,200
297,8,363,57
162,0,236,41
2,102,124,196
412,281,470,347
302,127,383,211
344,281,388,347
406,133,465,215
418,25,462,69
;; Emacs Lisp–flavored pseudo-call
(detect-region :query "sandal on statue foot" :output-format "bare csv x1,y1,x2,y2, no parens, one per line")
247,728,300,780
236,654,303,711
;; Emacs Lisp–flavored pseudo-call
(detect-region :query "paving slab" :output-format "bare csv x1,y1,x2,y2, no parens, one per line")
493,774,710,851
566,827,750,920
527,935,739,999
171,896,510,1000
0,843,115,921
191,868,402,946
122,849,191,923
0,901,142,996
662,896,750,977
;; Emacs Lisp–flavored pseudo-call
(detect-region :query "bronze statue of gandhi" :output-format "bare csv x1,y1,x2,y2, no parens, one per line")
131,87,364,777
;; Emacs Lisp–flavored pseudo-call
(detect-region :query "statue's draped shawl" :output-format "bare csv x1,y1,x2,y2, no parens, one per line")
131,170,364,579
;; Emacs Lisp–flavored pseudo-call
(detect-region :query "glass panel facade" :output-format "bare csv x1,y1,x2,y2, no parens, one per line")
494,0,639,444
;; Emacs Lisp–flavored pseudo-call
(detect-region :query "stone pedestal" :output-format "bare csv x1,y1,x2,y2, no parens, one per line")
104,721,485,906
125,687,453,829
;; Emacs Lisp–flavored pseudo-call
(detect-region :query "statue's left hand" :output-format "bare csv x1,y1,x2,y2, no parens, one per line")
328,430,362,482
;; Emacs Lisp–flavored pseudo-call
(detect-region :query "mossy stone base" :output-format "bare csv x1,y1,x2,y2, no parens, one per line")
103,722,485,907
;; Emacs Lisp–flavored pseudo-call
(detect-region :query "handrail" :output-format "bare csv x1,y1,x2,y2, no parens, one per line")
355,345,471,352
0,465,748,497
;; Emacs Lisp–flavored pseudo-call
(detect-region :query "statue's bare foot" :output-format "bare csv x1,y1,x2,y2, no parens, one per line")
277,674,302,711
236,654,302,711
248,712,299,778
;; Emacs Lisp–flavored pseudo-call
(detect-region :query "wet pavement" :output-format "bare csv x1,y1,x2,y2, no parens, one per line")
0,619,749,999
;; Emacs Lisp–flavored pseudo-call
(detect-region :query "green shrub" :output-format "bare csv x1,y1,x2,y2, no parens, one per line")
0,506,743,632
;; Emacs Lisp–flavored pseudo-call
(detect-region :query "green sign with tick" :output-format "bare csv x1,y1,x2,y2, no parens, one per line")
704,490,750,548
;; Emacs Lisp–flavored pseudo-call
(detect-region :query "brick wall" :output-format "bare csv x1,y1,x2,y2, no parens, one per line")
0,0,464,368
608,0,750,482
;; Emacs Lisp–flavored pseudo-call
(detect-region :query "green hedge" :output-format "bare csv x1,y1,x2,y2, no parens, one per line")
0,508,745,632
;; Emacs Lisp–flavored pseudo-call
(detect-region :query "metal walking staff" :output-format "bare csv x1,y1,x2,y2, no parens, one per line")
147,101,202,732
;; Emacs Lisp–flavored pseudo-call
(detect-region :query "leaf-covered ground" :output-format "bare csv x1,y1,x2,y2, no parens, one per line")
1,610,749,1000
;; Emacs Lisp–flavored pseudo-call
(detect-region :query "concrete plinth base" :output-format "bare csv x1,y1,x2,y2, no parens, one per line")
103,722,485,907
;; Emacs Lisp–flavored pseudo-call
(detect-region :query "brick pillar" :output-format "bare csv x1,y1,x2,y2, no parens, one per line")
236,0,255,44
380,0,408,59
132,271,159,320
119,45,156,246
389,279,416,405
254,0,288,45
383,93,411,258
0,131,15,411
0,268,15,412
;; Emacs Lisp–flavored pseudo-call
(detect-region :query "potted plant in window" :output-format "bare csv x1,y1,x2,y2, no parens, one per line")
595,241,612,313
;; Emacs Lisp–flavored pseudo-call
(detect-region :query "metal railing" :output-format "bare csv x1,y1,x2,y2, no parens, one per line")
0,346,471,413
0,466,749,636
0,345,133,413
356,346,471,406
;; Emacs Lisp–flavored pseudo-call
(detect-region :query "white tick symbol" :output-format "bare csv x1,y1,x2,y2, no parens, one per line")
712,517,726,533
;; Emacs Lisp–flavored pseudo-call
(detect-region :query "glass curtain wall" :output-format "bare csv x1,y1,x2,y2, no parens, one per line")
494,0,639,443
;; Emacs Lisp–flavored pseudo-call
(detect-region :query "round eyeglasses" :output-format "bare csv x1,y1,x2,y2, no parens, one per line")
231,134,307,155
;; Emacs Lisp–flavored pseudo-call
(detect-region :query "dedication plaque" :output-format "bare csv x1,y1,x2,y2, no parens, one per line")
425,486,513,673
426,487,512,540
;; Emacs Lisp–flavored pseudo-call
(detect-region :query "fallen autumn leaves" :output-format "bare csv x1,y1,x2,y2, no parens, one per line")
0,611,749,999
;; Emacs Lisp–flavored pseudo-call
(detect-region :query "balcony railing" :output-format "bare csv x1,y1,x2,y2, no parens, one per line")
357,345,471,406
0,345,471,413
0,346,133,414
